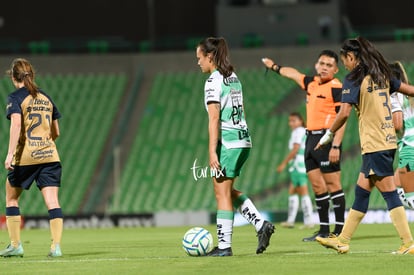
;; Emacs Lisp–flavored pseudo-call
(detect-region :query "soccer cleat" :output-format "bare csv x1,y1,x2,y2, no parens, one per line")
280,221,294,228
392,243,414,255
302,231,329,242
207,246,233,257
48,244,62,258
256,220,275,254
316,234,349,254
0,243,24,258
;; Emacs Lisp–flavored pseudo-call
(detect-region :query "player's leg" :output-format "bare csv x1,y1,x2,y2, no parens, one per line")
232,189,265,230
0,179,24,257
398,166,414,209
375,174,414,254
303,168,330,241
324,171,345,235
41,186,63,257
281,183,298,228
208,176,234,256
39,162,63,257
316,173,370,254
296,182,314,229
303,134,330,241
394,170,410,207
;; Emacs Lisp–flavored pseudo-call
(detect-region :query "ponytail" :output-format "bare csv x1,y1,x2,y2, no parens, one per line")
7,58,39,97
197,37,234,79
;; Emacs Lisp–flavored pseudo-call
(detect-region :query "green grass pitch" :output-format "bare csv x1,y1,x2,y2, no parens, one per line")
1,223,413,274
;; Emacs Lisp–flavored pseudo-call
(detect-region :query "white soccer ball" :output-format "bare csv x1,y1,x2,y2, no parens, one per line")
182,227,214,256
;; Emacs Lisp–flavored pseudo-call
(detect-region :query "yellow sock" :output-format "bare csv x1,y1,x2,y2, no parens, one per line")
338,209,365,244
49,218,63,250
6,215,21,248
389,206,413,246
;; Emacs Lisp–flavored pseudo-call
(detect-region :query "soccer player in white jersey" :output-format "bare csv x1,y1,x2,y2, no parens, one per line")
196,37,275,256
277,112,314,229
390,61,414,209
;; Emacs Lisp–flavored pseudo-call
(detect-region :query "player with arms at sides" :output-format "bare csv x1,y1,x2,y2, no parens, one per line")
196,37,275,256
0,58,63,258
316,37,414,254
277,112,314,229
390,61,414,209
262,50,346,241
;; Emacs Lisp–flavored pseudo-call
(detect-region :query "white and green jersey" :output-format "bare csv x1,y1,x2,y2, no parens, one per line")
204,70,252,149
288,126,306,174
391,92,414,147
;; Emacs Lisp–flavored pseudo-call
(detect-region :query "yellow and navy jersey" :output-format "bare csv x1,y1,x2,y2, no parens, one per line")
301,76,342,131
6,87,61,165
341,75,401,154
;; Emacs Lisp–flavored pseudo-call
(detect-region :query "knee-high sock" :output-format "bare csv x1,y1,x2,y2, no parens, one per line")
6,207,21,248
390,206,413,245
382,190,413,245
301,195,314,225
233,194,264,232
315,193,330,234
216,210,234,249
330,190,345,234
49,208,63,250
286,195,299,224
339,208,365,243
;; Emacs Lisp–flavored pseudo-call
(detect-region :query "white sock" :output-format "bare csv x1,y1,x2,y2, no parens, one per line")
301,195,314,225
239,198,264,232
217,210,234,249
405,192,414,209
287,194,299,224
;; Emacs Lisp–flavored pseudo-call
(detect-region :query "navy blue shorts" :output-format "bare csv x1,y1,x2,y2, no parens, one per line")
361,149,395,178
8,162,62,190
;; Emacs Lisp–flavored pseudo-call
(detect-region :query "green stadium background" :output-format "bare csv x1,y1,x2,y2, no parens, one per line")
0,42,414,222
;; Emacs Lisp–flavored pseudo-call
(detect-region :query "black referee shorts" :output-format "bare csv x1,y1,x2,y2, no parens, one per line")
305,130,341,173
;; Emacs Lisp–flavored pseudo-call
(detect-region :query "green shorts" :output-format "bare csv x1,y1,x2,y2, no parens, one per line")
398,143,414,170
289,169,308,187
216,142,250,178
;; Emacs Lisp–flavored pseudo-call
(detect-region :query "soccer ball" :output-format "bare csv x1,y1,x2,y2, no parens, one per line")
182,227,214,256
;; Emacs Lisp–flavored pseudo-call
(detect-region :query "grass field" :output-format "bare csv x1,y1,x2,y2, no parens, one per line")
1,223,413,274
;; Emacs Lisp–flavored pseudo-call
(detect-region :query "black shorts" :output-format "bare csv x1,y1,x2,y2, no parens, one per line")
8,162,62,190
305,130,341,173
361,149,395,178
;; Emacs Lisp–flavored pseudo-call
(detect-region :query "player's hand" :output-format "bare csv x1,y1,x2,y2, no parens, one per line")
314,129,334,150
276,163,285,173
261,57,275,69
209,152,221,172
329,147,340,163
4,153,14,171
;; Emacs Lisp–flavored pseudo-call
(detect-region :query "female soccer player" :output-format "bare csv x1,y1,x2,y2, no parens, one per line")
390,61,414,209
316,37,414,254
196,37,275,256
0,58,63,258
277,112,314,229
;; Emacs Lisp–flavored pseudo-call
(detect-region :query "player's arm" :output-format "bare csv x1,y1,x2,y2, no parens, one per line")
329,121,346,163
398,82,414,96
5,113,22,170
277,143,300,173
207,102,221,170
315,102,352,150
261,57,305,87
51,119,60,141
